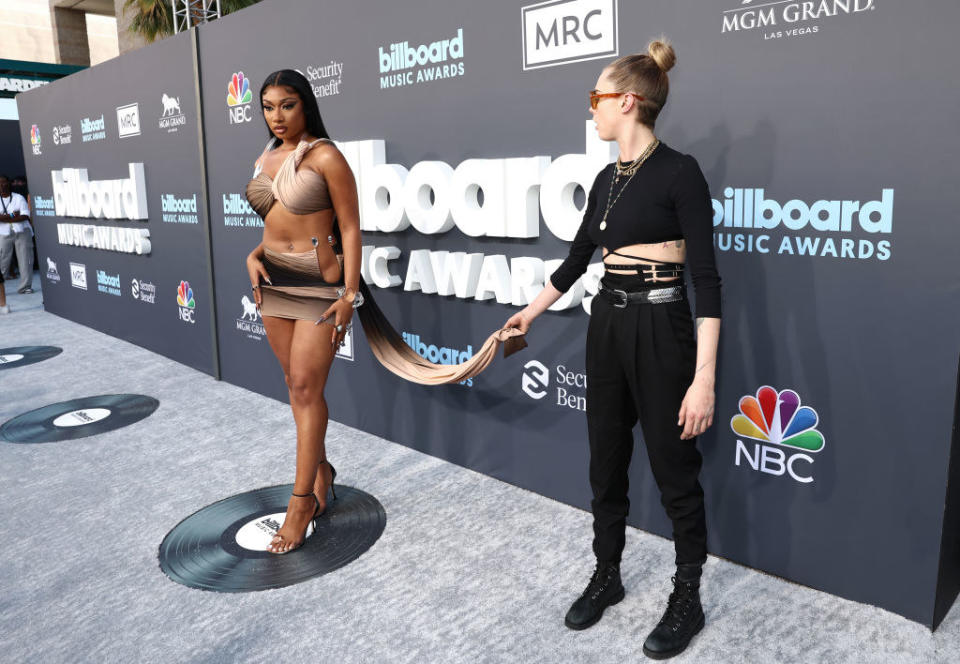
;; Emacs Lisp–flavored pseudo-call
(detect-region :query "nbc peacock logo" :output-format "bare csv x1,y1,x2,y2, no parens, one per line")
227,72,253,125
731,386,825,484
177,280,196,324
30,124,41,154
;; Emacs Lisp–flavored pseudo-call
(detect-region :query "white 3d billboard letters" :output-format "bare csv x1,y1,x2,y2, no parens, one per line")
51,163,152,255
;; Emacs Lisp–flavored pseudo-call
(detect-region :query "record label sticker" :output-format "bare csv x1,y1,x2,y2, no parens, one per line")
53,408,112,428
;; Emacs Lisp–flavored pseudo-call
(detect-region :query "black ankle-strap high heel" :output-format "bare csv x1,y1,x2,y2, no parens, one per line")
268,491,321,555
322,459,338,502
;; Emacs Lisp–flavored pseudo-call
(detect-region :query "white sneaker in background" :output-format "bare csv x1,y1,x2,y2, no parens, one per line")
0,304,10,314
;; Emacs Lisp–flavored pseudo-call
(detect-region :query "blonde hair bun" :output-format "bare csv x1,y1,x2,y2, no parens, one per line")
647,39,676,73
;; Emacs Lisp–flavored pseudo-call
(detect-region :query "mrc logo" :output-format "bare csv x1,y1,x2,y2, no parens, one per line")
731,386,825,484
227,71,253,124
521,0,618,70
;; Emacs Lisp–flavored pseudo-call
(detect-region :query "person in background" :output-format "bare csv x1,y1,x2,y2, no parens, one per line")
0,174,34,294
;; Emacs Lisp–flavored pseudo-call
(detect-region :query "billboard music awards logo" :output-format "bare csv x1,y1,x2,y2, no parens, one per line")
227,72,253,124
177,280,196,324
116,103,141,138
721,0,876,41
81,115,106,142
96,269,122,296
712,188,894,261
70,262,87,290
222,192,261,228
302,61,343,98
30,124,41,154
131,278,156,304
159,93,186,133
522,359,586,411
161,194,199,224
32,196,55,218
45,258,60,283
731,386,825,484
52,123,72,146
378,28,465,89
236,294,265,340
521,0,619,70
402,332,471,384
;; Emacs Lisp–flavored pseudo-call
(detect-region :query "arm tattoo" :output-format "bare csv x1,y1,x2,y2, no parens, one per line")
696,317,705,331
695,361,714,374
675,240,684,248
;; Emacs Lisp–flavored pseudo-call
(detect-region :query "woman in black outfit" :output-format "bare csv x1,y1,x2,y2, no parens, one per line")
505,40,721,660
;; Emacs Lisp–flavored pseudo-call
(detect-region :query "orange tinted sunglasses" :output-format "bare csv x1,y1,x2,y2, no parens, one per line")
589,89,644,110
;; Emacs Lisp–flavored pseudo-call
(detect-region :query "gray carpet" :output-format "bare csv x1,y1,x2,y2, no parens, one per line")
2,274,959,663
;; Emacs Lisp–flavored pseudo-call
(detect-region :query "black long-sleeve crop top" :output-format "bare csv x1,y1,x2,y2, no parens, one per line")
549,142,722,318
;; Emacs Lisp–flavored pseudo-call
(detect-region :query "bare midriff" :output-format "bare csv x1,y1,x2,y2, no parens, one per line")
603,239,686,282
257,145,341,284
262,207,341,283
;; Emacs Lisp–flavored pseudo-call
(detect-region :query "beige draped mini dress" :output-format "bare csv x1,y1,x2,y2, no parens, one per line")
244,138,526,385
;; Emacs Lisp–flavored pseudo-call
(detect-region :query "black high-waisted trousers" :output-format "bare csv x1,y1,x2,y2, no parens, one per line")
586,273,707,566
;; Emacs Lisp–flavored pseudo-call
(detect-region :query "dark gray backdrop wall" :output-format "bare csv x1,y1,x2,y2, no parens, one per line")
1,120,25,177
16,0,960,628
198,0,960,628
17,30,216,374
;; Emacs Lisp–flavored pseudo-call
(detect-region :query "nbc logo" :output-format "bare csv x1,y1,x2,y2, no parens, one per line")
30,124,41,154
177,280,196,324
227,72,253,124
731,386,825,484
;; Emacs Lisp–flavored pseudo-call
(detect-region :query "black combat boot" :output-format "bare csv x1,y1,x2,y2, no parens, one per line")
564,561,625,630
641,566,705,659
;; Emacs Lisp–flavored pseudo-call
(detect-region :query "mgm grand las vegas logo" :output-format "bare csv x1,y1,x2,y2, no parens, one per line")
722,0,876,40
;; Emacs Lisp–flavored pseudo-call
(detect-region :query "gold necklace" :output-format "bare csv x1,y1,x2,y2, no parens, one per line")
600,139,659,231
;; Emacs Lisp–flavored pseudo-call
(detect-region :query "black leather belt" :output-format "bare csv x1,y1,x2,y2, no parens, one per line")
598,281,685,308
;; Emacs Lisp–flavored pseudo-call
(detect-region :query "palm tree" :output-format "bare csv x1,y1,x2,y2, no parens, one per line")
124,0,261,42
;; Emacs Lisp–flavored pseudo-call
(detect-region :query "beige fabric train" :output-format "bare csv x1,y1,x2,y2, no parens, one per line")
355,281,527,385
245,138,333,218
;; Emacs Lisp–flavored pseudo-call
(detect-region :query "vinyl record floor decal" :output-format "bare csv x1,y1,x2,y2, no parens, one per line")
0,394,159,443
158,483,387,592
0,346,63,370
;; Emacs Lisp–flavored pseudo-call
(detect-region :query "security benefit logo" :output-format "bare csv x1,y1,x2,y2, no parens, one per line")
116,103,141,138
721,0,876,42
522,359,586,412
402,332,471,385
52,123,72,146
522,0,618,70
235,294,264,341
227,71,253,125
131,278,156,304
159,93,186,133
730,386,825,484
378,28,465,89
177,280,197,324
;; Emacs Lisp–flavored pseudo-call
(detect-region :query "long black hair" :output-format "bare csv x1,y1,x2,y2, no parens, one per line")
259,69,330,145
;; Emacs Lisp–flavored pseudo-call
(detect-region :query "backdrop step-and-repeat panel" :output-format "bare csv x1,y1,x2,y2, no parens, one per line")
16,30,216,374
19,0,960,628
